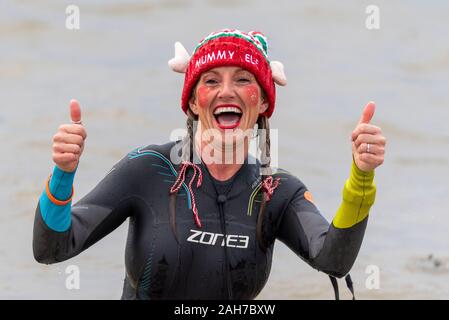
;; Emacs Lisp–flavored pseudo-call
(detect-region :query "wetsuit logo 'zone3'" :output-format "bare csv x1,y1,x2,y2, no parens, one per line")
187,229,249,249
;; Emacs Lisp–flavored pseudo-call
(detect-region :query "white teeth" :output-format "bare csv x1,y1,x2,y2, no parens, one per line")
213,107,242,115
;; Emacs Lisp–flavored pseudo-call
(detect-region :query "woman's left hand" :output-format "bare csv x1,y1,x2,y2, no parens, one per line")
351,102,386,172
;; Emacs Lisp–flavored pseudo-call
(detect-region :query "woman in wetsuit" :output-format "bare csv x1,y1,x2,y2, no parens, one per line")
33,29,386,299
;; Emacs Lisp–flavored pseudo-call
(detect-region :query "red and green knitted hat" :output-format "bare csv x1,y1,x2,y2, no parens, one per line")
168,29,287,118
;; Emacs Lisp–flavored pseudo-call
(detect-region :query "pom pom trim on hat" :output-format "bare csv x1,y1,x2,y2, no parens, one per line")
193,29,269,59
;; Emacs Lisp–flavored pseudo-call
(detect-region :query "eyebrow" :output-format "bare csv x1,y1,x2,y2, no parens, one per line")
202,68,253,77
202,70,219,76
235,69,254,77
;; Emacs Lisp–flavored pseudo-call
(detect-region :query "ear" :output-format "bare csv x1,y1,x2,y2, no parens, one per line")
189,96,199,115
259,97,269,115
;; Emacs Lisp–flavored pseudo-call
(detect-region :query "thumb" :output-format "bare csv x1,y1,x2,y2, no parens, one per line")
359,101,376,124
70,99,82,123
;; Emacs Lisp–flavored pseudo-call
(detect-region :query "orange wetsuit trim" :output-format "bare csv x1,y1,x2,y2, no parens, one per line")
45,175,74,206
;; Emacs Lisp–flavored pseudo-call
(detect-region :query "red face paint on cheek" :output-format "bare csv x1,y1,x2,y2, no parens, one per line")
196,85,211,108
244,85,260,107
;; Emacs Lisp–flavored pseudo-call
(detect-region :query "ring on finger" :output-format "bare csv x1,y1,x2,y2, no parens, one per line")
367,143,371,153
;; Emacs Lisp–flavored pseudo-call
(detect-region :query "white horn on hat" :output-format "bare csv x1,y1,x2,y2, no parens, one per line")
270,61,287,86
168,42,191,73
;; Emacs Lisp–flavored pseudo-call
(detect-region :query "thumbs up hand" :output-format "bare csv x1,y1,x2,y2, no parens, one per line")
52,99,87,173
351,102,386,172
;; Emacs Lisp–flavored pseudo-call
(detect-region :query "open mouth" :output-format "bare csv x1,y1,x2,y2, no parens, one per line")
213,105,242,130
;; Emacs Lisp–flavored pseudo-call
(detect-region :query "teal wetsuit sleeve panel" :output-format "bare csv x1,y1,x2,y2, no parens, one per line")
33,155,136,264
38,166,76,232
276,182,368,278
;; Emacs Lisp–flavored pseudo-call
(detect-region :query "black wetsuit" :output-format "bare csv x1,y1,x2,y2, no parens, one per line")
33,141,374,299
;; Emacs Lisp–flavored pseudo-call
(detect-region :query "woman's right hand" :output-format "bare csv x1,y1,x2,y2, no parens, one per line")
52,99,87,173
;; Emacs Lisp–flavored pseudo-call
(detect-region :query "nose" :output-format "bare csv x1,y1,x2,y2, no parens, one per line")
217,77,236,100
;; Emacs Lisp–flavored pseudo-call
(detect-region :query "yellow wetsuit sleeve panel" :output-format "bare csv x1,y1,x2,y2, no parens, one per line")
332,159,376,229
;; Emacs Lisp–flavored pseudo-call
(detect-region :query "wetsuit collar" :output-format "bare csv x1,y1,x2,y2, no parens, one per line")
196,154,261,200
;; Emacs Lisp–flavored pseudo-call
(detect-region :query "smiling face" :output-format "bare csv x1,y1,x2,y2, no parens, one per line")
189,66,268,135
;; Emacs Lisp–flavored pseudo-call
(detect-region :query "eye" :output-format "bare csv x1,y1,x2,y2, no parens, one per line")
205,78,218,85
237,78,251,83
